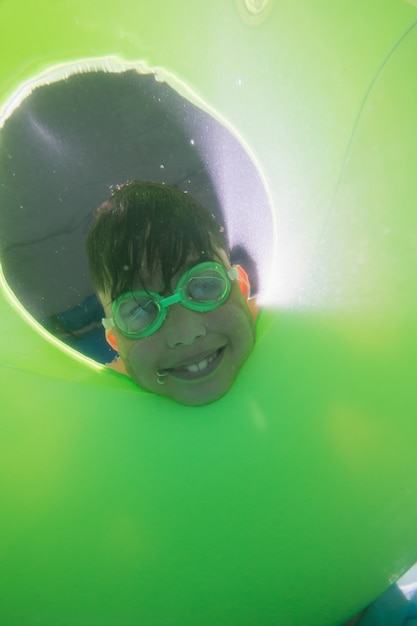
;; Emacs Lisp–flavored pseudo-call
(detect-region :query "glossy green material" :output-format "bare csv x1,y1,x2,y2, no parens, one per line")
1,1,417,624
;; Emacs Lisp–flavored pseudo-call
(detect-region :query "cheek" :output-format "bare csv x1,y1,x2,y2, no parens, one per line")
212,302,255,348
116,336,159,381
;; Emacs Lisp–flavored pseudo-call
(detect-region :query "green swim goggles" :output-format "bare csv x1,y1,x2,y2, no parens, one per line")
102,261,238,339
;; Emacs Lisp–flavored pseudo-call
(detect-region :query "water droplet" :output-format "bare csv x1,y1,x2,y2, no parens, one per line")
244,0,271,14
235,0,275,24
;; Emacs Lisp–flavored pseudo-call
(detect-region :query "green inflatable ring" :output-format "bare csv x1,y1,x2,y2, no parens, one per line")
1,1,417,624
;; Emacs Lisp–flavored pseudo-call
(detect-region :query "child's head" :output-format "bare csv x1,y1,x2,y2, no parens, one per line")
86,181,256,405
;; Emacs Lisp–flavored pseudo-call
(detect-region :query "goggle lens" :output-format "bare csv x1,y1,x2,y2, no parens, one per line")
185,273,229,305
115,296,160,336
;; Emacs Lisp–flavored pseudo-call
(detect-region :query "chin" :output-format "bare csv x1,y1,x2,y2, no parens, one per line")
167,379,234,406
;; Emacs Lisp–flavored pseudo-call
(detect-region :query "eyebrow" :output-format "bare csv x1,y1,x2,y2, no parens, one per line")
112,256,223,304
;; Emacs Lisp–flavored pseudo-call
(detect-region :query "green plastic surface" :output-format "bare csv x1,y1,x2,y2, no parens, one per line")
1,1,417,624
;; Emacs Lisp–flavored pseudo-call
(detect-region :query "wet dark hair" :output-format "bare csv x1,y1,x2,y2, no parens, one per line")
86,181,229,302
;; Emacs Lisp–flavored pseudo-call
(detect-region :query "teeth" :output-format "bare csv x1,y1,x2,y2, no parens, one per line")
186,360,206,373
183,350,218,373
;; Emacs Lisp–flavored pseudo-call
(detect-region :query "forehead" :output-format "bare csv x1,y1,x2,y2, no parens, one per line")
138,251,230,290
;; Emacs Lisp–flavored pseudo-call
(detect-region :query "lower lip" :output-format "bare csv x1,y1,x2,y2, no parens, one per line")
166,347,226,382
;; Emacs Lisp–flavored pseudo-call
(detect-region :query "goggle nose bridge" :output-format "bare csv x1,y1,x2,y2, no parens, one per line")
158,291,184,309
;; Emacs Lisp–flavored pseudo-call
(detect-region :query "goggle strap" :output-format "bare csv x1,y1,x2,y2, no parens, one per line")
102,316,114,330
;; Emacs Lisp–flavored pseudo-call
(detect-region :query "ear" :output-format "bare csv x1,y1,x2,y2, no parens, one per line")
234,264,251,300
105,329,119,352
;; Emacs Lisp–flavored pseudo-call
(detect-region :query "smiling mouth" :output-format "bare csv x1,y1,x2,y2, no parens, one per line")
163,347,225,381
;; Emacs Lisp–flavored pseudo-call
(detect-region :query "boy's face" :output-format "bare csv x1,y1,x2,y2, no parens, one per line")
100,253,256,406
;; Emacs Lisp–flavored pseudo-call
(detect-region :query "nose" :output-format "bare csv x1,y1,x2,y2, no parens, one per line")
164,304,207,348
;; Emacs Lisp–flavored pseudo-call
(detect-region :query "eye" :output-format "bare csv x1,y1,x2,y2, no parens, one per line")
117,297,158,332
187,275,226,301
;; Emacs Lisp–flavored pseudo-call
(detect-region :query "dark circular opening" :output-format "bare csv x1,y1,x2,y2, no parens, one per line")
0,68,274,363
